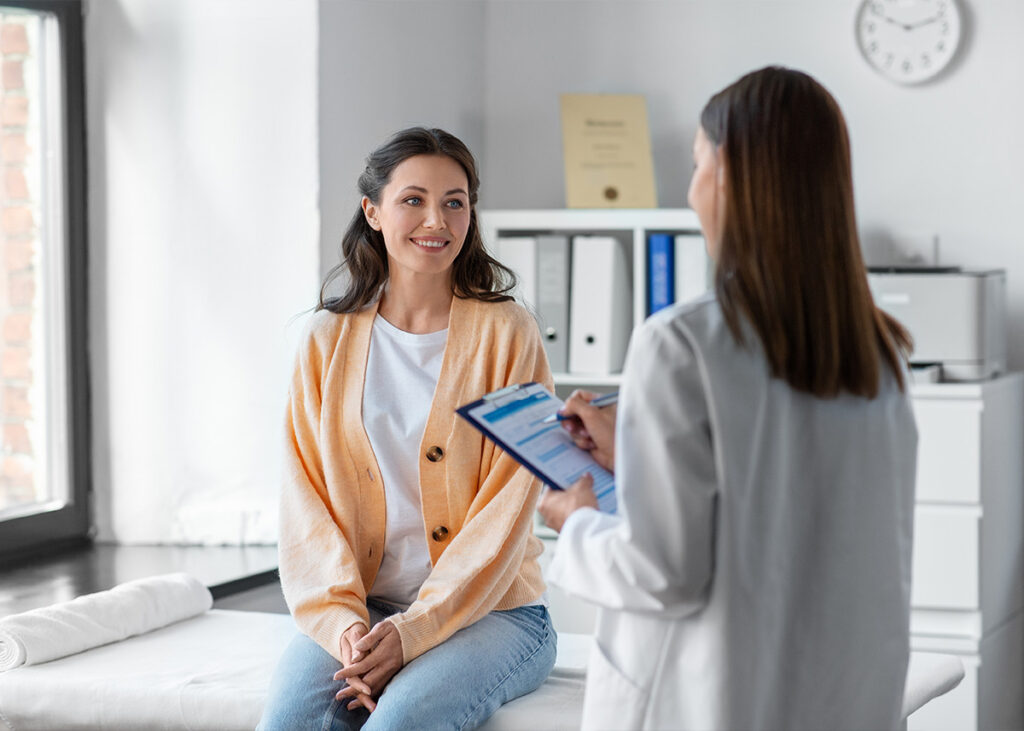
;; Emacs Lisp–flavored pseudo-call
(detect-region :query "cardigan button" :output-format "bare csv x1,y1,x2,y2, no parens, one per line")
426,446,444,462
431,525,449,542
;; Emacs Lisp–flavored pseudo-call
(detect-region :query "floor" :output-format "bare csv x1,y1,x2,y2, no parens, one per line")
0,542,280,617
213,580,289,613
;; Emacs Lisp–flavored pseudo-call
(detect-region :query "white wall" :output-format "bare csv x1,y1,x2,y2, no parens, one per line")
318,0,1024,369
479,0,1024,368
318,0,486,274
85,0,320,543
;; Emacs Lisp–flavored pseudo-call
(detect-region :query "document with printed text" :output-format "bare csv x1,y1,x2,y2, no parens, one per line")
457,382,617,514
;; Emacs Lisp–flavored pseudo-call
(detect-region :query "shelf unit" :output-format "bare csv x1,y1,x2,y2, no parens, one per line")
479,208,703,390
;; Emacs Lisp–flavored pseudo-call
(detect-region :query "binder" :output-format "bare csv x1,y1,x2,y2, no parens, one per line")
647,233,675,315
535,235,571,372
569,235,632,374
674,233,710,304
493,236,538,312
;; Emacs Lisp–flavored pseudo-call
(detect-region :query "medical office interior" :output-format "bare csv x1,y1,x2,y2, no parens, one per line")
0,0,1022,729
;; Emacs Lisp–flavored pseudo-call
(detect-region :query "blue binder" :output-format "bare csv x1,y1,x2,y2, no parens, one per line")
648,233,675,315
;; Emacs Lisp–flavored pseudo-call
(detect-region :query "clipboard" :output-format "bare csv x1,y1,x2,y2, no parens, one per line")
456,382,617,513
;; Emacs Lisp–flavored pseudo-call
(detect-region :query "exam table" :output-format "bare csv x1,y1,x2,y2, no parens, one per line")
0,576,963,730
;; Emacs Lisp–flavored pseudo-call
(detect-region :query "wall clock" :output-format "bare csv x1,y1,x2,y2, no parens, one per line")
855,0,963,85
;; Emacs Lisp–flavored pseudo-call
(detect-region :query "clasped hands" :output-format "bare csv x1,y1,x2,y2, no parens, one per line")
334,619,404,712
537,390,617,533
330,390,617,709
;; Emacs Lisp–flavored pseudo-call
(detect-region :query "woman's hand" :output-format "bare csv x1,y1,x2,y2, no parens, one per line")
538,473,600,533
334,619,404,711
558,390,617,472
338,623,376,712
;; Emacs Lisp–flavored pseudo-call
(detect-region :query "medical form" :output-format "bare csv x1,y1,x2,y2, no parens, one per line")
457,382,617,513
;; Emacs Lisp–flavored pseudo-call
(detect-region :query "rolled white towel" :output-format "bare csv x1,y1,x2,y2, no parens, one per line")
0,572,212,672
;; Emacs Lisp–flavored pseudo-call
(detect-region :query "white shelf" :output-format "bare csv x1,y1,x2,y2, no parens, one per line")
552,372,622,387
910,381,994,399
479,208,701,232
481,208,701,331
480,207,703,379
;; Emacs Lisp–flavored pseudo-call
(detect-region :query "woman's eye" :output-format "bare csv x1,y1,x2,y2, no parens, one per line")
446,199,464,209
405,197,421,206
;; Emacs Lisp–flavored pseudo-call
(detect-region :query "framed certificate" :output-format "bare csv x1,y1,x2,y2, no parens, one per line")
560,93,657,209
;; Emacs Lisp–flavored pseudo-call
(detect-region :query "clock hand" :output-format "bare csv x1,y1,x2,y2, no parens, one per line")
868,3,895,21
869,4,941,32
906,13,943,30
876,12,911,31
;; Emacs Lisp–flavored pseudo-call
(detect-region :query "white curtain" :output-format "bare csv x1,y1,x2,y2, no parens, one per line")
85,0,320,544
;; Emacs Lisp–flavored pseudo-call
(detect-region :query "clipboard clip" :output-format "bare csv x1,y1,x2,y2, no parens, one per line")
483,383,526,403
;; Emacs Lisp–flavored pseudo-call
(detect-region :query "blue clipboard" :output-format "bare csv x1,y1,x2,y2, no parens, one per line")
456,382,617,513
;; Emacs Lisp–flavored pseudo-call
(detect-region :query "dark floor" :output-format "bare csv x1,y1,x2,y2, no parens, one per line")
213,580,289,613
0,542,280,618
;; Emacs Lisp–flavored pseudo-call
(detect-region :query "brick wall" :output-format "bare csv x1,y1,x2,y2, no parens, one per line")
0,17,36,511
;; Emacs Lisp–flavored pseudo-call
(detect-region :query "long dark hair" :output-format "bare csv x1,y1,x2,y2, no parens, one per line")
700,66,912,397
318,127,516,313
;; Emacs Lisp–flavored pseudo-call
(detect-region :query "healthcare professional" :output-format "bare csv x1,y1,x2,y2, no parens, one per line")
539,66,918,731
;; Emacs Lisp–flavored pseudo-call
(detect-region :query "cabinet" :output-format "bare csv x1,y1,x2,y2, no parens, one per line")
906,374,1024,731
479,208,703,392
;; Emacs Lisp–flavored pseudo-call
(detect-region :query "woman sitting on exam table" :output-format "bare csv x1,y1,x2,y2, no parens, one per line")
259,127,556,731
538,66,918,731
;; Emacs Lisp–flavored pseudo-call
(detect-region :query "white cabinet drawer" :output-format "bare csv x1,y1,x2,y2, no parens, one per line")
912,507,979,610
911,399,981,504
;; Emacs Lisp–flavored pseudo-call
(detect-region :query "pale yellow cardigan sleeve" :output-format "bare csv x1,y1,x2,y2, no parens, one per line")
388,314,554,663
278,319,368,659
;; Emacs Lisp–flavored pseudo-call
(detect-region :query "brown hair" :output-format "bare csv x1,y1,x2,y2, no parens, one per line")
700,66,911,397
318,127,515,313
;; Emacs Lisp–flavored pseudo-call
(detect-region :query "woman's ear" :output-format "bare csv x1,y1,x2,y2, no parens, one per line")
361,196,381,231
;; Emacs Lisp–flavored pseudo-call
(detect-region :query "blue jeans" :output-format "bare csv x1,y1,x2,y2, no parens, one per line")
258,601,556,731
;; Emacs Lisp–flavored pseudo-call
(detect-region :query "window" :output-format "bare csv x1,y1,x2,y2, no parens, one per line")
0,0,87,558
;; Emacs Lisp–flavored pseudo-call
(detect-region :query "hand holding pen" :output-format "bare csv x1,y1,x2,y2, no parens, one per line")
542,391,619,423
551,390,617,473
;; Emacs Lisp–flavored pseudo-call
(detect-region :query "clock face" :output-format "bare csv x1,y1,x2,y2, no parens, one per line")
856,0,962,84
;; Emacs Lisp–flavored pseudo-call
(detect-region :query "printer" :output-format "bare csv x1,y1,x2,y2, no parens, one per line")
867,268,1006,381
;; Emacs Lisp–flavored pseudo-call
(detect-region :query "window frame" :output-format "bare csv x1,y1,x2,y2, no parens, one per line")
0,0,89,560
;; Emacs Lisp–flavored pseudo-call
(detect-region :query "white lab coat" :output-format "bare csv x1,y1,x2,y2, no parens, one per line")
549,294,917,731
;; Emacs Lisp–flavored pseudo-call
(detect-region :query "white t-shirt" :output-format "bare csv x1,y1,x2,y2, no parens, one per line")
362,315,447,608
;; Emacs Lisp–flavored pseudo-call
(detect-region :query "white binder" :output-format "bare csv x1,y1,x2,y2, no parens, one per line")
569,235,631,374
535,235,571,372
493,236,538,312
674,233,710,304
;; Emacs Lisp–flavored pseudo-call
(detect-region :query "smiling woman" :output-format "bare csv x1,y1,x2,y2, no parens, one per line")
361,155,472,321
319,127,517,318
260,128,557,731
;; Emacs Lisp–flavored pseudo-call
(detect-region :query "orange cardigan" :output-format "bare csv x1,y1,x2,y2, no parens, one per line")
279,295,552,664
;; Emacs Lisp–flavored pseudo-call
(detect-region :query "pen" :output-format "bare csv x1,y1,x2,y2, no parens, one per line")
542,392,619,423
